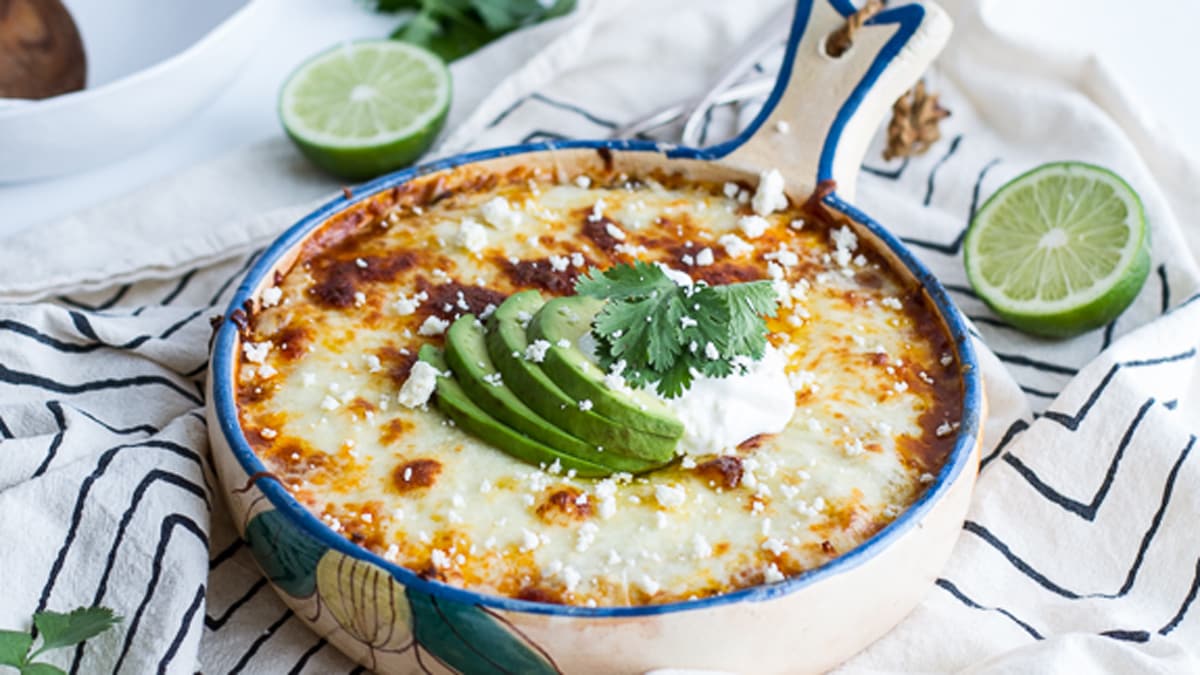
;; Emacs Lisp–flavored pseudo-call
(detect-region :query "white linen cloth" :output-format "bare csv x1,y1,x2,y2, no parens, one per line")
1,0,1198,672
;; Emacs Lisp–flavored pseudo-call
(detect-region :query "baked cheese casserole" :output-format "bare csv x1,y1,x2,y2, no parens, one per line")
234,159,963,607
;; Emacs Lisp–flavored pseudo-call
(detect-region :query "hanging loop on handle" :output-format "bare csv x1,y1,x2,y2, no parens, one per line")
711,0,952,202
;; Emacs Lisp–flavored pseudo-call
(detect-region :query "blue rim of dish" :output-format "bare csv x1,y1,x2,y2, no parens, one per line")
212,0,980,619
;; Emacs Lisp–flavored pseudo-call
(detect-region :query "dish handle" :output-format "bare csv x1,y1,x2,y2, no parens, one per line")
714,0,951,201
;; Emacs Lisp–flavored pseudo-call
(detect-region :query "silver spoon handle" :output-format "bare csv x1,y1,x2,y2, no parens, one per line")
678,6,792,147
610,77,777,139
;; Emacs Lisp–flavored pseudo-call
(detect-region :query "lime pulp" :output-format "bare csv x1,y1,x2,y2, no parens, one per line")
963,161,1150,338
279,40,452,181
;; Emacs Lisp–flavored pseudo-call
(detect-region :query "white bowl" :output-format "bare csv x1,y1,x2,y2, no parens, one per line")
0,0,275,182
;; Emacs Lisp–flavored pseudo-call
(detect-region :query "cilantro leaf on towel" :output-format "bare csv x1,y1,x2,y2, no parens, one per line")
0,607,122,674
367,0,577,62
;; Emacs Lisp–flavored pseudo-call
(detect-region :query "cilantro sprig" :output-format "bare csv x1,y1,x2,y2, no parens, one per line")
0,607,121,675
576,261,778,398
367,0,577,62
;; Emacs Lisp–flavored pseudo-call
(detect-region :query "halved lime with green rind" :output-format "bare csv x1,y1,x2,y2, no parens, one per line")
279,40,451,181
964,161,1150,338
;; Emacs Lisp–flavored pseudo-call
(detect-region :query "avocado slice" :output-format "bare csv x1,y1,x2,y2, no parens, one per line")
443,315,652,474
485,291,677,464
528,296,684,439
418,345,612,478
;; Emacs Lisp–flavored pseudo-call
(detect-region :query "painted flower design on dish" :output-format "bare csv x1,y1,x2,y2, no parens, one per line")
243,509,559,673
243,507,326,597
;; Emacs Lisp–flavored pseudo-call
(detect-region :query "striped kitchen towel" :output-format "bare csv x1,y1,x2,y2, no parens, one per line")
0,0,1197,672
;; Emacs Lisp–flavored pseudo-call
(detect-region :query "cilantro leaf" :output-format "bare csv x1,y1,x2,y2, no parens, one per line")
31,608,120,656
593,289,684,370
575,262,779,398
652,358,694,400
577,261,676,302
584,262,689,374
582,261,691,371
540,0,577,19
471,0,545,32
391,10,494,62
0,630,31,667
380,0,577,62
679,285,732,357
365,0,422,11
711,281,777,360
20,663,66,675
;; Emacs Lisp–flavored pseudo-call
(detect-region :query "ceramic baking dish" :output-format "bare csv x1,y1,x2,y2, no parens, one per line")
207,1,983,671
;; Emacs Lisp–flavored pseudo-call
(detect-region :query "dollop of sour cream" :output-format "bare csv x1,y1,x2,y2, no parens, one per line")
662,345,794,455
579,263,794,455
578,331,795,456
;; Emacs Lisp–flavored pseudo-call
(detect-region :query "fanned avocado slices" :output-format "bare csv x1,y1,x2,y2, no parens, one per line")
527,295,683,438
443,315,652,474
486,291,678,465
417,345,612,478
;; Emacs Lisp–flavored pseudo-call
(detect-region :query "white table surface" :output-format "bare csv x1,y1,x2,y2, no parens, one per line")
1,0,1197,238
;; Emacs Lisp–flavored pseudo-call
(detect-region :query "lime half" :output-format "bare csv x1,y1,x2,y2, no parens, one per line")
963,161,1149,338
280,40,451,181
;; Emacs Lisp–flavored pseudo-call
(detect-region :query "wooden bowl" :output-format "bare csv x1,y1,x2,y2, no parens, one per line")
0,0,86,99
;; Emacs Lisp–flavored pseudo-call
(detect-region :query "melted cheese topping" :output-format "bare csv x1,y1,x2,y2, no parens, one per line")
235,166,962,607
